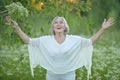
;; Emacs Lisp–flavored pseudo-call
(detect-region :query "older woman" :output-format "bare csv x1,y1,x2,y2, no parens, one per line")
6,16,114,80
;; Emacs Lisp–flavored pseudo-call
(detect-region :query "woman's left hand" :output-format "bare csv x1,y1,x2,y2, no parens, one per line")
102,17,114,30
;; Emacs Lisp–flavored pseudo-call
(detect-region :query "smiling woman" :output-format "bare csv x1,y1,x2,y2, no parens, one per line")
5,16,114,80
50,17,69,35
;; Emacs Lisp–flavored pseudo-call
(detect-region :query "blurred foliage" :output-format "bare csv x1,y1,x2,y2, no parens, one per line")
5,2,29,20
89,0,120,29
1,2,30,47
0,0,120,80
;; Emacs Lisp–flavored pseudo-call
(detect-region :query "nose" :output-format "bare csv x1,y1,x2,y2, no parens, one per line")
56,23,62,26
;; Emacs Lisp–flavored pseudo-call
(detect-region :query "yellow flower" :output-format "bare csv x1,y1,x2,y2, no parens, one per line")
32,0,35,4
35,5,41,10
87,0,92,6
66,0,78,3
40,2,44,6
31,0,44,11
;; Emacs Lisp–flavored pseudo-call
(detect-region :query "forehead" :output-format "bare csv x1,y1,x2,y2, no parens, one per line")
54,18,64,22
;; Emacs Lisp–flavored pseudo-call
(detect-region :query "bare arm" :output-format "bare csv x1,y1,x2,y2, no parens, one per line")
91,18,114,45
6,16,30,44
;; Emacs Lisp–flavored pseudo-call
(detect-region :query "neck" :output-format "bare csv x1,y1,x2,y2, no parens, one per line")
55,32,65,38
54,33,66,44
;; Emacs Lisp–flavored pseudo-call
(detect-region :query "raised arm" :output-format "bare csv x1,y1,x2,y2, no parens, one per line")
6,16,30,44
91,18,114,45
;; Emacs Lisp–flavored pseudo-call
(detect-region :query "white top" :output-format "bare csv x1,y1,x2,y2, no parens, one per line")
28,35,93,79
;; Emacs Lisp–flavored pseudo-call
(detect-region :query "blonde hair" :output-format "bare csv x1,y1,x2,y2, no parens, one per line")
50,16,69,35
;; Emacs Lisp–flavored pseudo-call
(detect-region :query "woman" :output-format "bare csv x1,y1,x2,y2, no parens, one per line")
6,16,114,80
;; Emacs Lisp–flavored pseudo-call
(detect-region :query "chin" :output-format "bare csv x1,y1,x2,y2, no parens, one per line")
56,30,64,33
55,29,63,32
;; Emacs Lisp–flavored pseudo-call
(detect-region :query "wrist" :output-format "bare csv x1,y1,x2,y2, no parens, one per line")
101,27,106,31
14,24,20,30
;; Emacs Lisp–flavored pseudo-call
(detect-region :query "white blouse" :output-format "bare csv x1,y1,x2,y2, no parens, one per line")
28,35,93,79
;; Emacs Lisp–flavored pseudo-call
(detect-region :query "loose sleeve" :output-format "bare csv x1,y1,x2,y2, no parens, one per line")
28,36,53,77
80,37,93,80
80,37,92,47
29,37,41,48
28,37,41,77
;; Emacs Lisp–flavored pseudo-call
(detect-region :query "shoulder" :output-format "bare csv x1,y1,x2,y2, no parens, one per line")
68,35,91,41
39,35,52,41
68,35,91,39
40,35,52,39
30,35,52,41
66,35,82,42
68,35,82,39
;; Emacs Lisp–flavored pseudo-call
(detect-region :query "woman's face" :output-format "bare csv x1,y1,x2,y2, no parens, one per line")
53,18,65,34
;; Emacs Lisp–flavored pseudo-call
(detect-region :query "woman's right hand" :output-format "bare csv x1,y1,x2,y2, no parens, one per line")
5,16,12,25
5,16,29,44
5,16,18,29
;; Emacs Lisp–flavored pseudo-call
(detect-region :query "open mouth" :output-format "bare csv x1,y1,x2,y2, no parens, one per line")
57,28,61,29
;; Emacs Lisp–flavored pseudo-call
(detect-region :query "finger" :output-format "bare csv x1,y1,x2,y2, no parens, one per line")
109,19,114,24
104,18,106,22
6,16,12,23
5,22,11,25
102,19,106,25
6,16,11,20
108,17,114,22
109,21,115,27
6,16,11,18
110,22,115,25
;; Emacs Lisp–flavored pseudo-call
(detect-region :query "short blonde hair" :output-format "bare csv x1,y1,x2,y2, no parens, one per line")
50,16,69,35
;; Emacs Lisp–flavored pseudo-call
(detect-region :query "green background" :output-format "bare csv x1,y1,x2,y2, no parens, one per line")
0,0,120,80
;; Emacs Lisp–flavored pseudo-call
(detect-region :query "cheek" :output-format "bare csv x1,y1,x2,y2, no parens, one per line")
53,24,57,28
63,26,66,29
53,26,57,32
63,24,66,28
